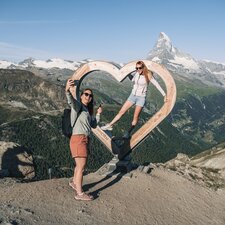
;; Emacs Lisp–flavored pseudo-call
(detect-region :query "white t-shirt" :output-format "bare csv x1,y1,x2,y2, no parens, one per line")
131,72,166,97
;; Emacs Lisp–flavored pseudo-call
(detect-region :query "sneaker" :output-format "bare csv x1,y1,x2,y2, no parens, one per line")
101,123,113,131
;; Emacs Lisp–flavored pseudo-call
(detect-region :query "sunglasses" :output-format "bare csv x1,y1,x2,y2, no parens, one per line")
83,92,93,98
136,66,143,70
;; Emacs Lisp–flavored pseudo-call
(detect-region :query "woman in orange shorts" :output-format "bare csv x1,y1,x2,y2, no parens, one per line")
66,79,102,201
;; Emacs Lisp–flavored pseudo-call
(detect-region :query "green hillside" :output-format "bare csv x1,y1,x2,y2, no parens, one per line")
0,104,200,180
1,69,225,180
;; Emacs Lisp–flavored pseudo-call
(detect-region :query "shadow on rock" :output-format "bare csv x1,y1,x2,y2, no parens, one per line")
0,141,35,180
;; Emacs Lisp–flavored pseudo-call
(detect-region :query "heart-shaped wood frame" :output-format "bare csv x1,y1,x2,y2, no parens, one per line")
71,60,176,157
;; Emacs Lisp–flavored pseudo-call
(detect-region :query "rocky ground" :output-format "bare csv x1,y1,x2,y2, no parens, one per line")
0,166,225,225
161,147,225,190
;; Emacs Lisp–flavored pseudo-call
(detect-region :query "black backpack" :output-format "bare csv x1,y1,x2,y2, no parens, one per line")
62,108,81,138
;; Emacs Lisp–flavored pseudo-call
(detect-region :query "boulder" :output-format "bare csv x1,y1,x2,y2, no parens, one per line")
164,153,190,170
176,153,190,163
0,141,35,179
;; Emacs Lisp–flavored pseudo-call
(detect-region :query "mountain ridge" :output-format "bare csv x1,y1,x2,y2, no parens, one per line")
1,32,225,89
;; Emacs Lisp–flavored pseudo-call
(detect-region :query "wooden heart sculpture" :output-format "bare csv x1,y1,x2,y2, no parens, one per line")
71,60,176,158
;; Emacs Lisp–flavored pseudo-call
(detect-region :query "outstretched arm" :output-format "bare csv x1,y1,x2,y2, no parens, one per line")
150,77,167,102
65,79,81,112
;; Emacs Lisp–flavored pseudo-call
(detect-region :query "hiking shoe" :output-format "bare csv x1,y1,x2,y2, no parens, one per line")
75,192,94,201
123,132,131,139
101,124,113,131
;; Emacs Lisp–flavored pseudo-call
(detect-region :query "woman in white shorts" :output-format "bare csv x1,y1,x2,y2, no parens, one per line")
101,60,167,136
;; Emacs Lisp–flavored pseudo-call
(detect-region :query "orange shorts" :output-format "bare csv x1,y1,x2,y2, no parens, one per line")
70,135,89,158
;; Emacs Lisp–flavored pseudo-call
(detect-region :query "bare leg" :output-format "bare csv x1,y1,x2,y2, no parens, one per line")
123,106,143,138
109,100,133,126
73,166,76,184
74,157,87,195
131,105,143,126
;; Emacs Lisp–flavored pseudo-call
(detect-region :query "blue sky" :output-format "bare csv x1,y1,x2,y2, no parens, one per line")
0,0,225,63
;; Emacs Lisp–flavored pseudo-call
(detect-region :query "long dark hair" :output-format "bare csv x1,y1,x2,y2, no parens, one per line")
136,61,152,84
80,88,94,116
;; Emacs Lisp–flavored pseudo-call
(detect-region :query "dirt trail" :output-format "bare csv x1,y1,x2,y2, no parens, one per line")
1,168,225,225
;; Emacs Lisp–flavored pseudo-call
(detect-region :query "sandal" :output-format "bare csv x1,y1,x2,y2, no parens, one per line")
75,192,94,201
69,181,77,191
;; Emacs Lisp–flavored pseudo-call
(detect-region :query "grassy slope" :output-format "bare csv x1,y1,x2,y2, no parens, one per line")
1,69,225,180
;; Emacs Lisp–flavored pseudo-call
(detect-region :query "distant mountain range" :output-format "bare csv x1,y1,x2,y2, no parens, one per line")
1,32,225,87
0,58,93,70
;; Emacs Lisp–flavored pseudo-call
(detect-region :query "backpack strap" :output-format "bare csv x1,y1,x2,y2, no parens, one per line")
71,105,83,128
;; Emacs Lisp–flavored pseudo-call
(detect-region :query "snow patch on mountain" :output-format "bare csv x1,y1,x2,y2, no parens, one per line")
0,58,93,70
0,60,17,69
151,56,161,62
8,100,27,109
33,58,78,70
202,60,225,66
170,55,200,70
214,71,225,76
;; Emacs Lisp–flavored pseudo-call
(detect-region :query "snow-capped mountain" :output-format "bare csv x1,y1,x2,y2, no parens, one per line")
0,58,96,84
199,60,225,76
1,32,225,87
148,32,225,87
0,58,93,71
0,60,18,69
148,32,201,72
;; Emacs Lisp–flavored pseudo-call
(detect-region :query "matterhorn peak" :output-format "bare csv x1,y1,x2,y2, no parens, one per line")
147,32,202,74
147,32,175,62
155,32,173,52
159,32,171,43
